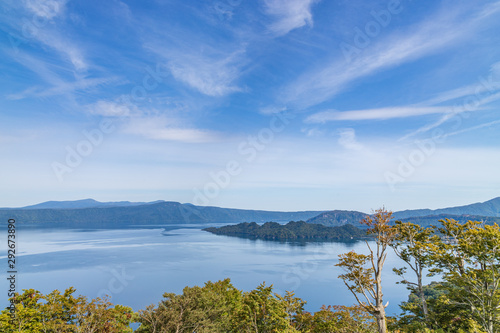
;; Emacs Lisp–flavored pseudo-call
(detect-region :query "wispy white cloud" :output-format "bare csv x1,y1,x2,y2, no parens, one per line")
306,106,452,123
20,0,88,72
419,63,500,106
24,0,67,19
8,76,122,100
476,0,500,20
442,119,500,139
84,98,220,143
5,50,64,87
259,105,287,115
300,127,324,137
5,48,121,101
397,112,458,142
138,1,255,99
264,0,318,36
283,2,500,109
400,76,500,141
37,32,87,71
168,51,244,97
419,84,489,106
146,40,246,97
123,116,221,143
338,128,363,150
87,100,134,117
492,61,500,75
0,132,38,144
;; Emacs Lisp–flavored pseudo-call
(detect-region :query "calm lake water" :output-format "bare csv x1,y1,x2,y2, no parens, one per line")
1,224,416,315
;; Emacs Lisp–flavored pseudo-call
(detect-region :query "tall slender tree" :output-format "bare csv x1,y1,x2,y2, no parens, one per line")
391,221,435,322
336,208,396,333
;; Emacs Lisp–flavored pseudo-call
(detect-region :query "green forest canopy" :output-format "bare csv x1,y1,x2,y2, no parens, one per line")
203,220,368,240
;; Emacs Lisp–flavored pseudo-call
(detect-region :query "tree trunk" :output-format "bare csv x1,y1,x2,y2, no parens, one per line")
420,288,429,319
417,272,429,320
375,308,387,333
487,314,494,333
376,256,387,333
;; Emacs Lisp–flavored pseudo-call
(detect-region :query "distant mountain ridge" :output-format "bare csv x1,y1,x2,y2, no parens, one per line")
392,197,500,219
0,201,324,227
306,197,500,227
19,199,164,210
1,197,499,227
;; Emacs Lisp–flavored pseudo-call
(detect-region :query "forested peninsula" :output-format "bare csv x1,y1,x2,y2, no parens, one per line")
203,220,367,241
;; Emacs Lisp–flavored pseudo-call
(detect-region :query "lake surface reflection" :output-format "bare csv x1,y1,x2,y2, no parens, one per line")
1,224,414,315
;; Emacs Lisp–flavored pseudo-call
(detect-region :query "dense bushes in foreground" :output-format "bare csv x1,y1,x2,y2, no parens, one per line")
135,279,377,332
0,287,133,332
0,278,488,332
1,280,378,332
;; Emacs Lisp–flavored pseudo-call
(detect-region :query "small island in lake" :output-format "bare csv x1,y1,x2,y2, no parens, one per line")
203,220,368,241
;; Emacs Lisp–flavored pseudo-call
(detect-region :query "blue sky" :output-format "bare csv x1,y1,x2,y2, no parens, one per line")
1,0,500,212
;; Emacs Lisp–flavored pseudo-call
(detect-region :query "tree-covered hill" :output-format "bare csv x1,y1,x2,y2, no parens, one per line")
305,210,368,227
203,220,367,241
